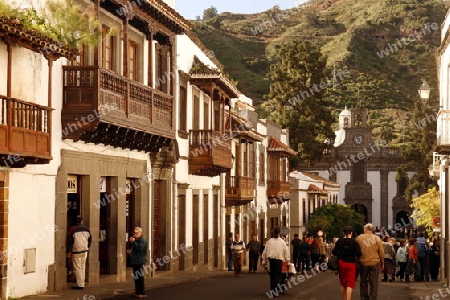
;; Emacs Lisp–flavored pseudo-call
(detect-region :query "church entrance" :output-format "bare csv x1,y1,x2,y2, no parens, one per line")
395,211,412,228
352,203,368,223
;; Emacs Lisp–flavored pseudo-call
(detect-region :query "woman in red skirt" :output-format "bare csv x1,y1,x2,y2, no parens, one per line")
332,226,362,300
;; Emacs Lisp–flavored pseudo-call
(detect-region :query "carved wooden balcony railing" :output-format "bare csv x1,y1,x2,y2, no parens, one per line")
225,175,255,206
0,95,52,166
62,66,174,152
267,180,291,204
189,129,232,176
437,110,450,155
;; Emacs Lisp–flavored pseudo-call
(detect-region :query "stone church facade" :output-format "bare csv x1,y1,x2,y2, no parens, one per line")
298,105,412,228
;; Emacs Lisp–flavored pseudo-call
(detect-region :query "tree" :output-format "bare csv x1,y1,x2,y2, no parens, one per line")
262,40,334,165
306,204,365,241
202,6,218,21
410,187,440,236
397,93,438,200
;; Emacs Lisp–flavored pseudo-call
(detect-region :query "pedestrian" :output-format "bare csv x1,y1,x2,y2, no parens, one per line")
405,238,418,283
260,238,269,267
382,236,395,282
319,236,327,272
395,239,408,281
299,236,311,272
226,232,233,271
262,227,290,294
67,216,92,290
246,234,261,273
231,233,245,277
291,233,301,272
429,238,440,281
332,226,362,300
128,227,148,298
310,237,320,271
355,223,385,300
416,232,430,281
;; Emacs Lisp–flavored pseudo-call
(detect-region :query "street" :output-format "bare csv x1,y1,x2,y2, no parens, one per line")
109,269,410,300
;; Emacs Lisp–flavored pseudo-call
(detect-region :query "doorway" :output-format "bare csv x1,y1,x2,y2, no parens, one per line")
99,177,111,275
66,175,80,283
125,179,135,267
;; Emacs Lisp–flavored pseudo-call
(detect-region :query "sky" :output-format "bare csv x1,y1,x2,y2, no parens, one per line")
175,0,307,20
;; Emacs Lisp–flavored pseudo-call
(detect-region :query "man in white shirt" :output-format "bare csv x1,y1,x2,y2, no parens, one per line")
262,227,290,293
231,233,245,277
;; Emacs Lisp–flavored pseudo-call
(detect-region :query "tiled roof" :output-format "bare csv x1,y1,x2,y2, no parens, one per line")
0,18,78,59
302,171,341,187
307,184,328,194
268,137,297,156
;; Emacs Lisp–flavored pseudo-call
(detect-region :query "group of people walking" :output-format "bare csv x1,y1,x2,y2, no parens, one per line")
227,223,441,300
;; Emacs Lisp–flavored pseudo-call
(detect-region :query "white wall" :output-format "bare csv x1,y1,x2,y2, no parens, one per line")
388,171,398,226
8,173,56,298
336,171,350,204
368,171,381,226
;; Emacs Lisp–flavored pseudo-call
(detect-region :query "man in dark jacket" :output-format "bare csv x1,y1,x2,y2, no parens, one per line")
67,216,92,290
247,234,261,273
291,234,301,272
299,236,311,272
129,227,148,298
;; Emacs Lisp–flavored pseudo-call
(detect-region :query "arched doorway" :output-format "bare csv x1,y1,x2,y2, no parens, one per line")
395,210,411,228
352,203,368,223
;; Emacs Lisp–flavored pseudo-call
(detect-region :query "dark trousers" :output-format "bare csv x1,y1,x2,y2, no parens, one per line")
418,256,430,281
300,254,310,271
269,258,283,292
132,264,145,295
359,263,380,300
396,262,407,280
227,252,233,270
293,254,300,272
249,252,259,272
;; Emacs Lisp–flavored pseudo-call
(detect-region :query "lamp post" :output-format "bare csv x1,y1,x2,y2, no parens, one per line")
418,79,431,106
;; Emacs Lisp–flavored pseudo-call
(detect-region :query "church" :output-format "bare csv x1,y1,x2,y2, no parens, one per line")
298,105,412,229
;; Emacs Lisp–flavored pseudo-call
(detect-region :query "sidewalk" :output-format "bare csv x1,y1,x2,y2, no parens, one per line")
19,269,230,300
19,270,445,300
409,280,449,300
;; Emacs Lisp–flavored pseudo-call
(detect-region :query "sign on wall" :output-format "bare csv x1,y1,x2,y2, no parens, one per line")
99,177,106,193
67,175,77,193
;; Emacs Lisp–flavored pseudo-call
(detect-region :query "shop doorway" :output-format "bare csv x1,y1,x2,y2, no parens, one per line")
66,175,80,283
99,177,111,275
125,179,135,267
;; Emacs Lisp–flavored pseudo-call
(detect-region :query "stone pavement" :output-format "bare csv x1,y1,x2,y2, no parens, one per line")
18,270,446,300
409,280,449,300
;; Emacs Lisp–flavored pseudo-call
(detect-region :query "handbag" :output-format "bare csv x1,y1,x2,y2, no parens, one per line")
327,255,339,271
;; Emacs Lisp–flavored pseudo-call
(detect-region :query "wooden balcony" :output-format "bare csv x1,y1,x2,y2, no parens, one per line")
267,180,291,204
225,176,255,206
0,95,52,167
189,130,232,176
437,110,450,155
62,66,174,152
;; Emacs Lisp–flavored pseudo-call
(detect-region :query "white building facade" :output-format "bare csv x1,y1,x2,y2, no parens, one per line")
437,7,450,287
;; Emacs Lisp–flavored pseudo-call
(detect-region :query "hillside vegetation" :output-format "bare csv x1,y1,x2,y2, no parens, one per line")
192,0,446,146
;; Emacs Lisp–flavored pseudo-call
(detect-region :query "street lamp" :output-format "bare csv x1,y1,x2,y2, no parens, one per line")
418,79,431,106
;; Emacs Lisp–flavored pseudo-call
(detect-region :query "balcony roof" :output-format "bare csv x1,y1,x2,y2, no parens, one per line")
226,113,265,142
268,137,297,156
107,0,192,34
0,17,78,60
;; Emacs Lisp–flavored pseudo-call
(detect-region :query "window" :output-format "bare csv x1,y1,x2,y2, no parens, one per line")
179,86,187,131
129,41,138,81
72,45,87,66
102,26,114,71
259,153,265,184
